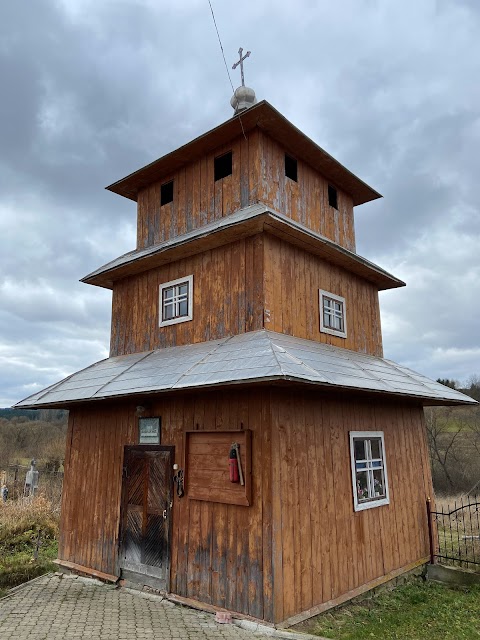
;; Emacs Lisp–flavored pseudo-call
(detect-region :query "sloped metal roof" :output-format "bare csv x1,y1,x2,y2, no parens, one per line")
15,331,476,409
106,101,381,206
81,203,405,291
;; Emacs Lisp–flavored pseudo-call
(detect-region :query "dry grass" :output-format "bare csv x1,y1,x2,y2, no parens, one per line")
0,496,60,594
432,494,480,571
0,496,60,541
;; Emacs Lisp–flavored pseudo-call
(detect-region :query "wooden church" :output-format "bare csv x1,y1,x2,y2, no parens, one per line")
17,79,475,626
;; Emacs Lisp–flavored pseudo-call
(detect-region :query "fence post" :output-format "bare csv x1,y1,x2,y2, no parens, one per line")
426,497,436,565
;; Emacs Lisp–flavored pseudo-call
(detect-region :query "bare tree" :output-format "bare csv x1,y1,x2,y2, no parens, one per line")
425,407,466,491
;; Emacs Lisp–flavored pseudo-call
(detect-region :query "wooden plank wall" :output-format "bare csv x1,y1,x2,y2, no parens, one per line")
258,132,356,252
59,405,135,577
263,234,383,356
136,131,261,249
136,129,356,253
110,235,264,356
110,232,382,358
59,388,432,623
270,389,433,623
58,388,274,621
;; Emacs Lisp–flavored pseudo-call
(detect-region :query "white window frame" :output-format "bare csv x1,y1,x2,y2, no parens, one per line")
349,431,390,512
319,289,347,338
159,275,193,327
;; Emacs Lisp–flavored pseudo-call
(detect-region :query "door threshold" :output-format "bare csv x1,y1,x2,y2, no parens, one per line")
120,568,167,592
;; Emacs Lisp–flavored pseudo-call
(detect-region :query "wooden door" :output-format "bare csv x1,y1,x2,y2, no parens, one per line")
119,446,173,590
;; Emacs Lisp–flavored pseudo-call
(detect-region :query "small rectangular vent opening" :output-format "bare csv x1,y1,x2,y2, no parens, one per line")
214,152,232,181
285,154,298,182
161,180,174,206
328,185,338,209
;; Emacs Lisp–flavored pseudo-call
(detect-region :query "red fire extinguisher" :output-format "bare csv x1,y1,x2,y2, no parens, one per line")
229,445,239,483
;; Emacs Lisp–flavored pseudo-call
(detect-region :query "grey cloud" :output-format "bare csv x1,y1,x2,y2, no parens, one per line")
1,0,480,405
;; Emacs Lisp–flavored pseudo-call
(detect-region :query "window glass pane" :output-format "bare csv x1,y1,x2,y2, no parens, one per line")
356,471,369,502
163,287,174,302
351,433,387,509
354,439,365,460
373,469,386,497
178,284,188,296
178,300,188,317
163,303,174,320
370,438,382,459
322,294,344,333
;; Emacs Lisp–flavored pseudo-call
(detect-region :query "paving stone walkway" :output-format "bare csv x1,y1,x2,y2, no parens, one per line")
0,573,276,639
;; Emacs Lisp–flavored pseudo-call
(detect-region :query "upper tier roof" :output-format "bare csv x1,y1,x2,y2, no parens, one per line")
81,203,405,291
106,101,382,206
15,330,476,409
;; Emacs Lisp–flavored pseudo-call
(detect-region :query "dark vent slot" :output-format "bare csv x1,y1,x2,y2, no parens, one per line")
214,152,232,181
328,185,338,209
285,154,298,182
161,181,174,206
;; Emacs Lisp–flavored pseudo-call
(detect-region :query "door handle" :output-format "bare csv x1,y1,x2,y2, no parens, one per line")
162,509,167,520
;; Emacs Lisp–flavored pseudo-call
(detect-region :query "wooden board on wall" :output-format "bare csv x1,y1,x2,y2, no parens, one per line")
185,430,252,506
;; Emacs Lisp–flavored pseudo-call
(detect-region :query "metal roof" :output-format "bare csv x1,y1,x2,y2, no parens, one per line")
81,203,405,291
106,101,381,206
15,330,476,409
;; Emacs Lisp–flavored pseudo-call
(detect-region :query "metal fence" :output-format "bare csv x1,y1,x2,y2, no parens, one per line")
427,496,480,570
1,463,63,505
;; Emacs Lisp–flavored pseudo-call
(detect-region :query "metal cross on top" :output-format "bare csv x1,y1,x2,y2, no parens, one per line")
232,47,251,87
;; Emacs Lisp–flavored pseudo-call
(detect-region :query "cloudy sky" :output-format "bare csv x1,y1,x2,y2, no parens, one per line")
1,0,479,406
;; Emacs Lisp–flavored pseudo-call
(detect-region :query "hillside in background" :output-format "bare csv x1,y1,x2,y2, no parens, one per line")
0,409,68,469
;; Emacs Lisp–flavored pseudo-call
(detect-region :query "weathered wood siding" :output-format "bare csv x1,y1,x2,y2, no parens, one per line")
263,234,383,356
136,132,262,249
258,131,356,251
270,389,433,623
59,388,432,623
136,130,355,252
59,388,274,621
110,232,382,357
110,235,264,356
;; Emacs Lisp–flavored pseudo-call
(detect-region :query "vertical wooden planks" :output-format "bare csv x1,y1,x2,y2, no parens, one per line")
270,391,284,623
110,237,267,355
261,237,383,356
261,390,273,621
255,133,356,250
247,390,264,619
295,391,313,613
248,129,261,205
210,397,228,609
277,392,296,619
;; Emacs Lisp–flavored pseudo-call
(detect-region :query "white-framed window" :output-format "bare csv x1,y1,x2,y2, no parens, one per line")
350,431,390,512
319,290,347,338
159,275,193,327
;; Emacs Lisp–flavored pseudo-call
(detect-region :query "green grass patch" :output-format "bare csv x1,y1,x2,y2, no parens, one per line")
306,580,480,640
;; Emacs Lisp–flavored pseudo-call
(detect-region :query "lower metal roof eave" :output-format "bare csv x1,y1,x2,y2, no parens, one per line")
15,374,476,410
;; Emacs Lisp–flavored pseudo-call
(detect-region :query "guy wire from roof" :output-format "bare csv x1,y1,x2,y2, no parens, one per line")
207,0,248,140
